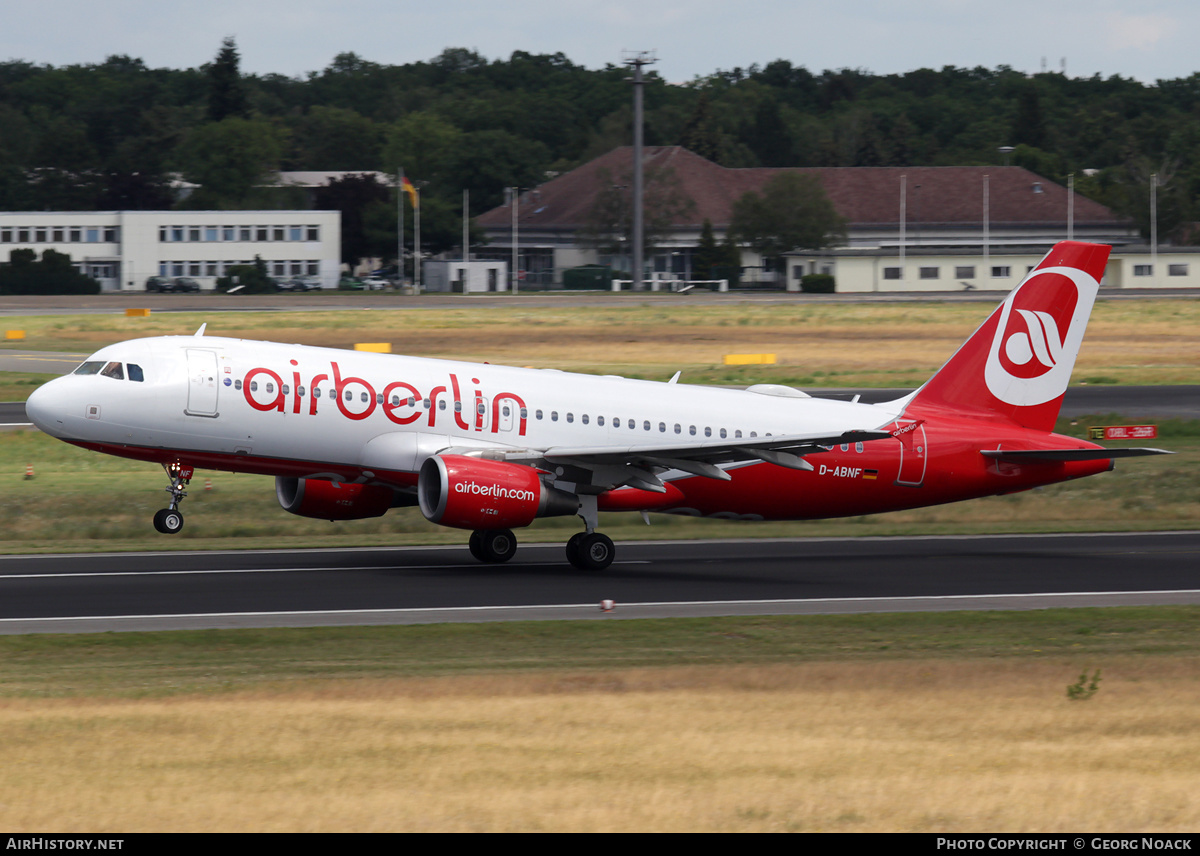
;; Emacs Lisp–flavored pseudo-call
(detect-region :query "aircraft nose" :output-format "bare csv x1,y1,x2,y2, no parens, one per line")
25,379,71,437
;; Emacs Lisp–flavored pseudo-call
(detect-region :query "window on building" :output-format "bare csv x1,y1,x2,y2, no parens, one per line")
205,226,218,242
1169,264,1188,277
289,226,302,242
0,229,10,242
241,227,252,242
256,227,269,242
991,266,1011,278
35,228,47,243
223,226,235,242
86,228,99,243
104,227,117,243
53,228,64,242
1134,264,1153,276
18,228,29,242
273,226,285,242
919,266,939,279
188,227,200,242
306,225,320,241
955,266,976,279
883,267,901,280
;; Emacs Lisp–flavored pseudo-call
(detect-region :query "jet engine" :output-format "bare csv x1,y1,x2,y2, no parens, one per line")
418,454,578,530
275,477,399,521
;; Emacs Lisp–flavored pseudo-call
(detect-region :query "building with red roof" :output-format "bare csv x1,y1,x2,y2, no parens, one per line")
474,146,1154,291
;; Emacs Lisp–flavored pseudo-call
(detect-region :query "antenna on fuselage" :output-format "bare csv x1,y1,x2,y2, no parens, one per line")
668,371,681,384
194,323,207,337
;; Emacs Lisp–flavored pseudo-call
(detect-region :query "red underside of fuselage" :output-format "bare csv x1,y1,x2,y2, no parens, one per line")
69,415,1113,522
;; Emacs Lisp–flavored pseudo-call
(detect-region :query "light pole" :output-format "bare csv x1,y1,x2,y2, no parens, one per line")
623,50,656,291
508,186,520,295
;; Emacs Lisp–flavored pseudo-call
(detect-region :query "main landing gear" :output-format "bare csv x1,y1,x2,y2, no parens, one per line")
565,531,615,571
464,497,617,571
466,527,616,570
564,494,615,570
153,462,192,535
469,528,518,564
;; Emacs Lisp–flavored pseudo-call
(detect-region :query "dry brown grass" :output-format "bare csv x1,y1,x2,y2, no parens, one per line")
2,658,1198,832
8,299,1199,385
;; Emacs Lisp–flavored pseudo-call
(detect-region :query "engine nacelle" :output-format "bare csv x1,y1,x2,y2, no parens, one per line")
418,454,578,531
275,477,397,521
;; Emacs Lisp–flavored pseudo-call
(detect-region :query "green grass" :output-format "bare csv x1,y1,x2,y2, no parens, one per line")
3,607,1199,699
0,372,56,401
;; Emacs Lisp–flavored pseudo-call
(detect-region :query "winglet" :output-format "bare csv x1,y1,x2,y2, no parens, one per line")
194,323,207,337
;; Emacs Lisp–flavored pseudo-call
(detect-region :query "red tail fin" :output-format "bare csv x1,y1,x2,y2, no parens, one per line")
904,241,1110,432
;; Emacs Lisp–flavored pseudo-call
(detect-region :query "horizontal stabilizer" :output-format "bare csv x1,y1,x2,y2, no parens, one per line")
981,448,1172,462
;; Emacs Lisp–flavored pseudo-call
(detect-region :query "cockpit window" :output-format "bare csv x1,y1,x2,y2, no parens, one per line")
73,361,105,375
127,364,144,382
100,361,124,380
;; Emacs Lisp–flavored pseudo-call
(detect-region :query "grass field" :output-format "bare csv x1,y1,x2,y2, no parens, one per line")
1,298,1197,831
2,612,1199,831
3,296,1199,387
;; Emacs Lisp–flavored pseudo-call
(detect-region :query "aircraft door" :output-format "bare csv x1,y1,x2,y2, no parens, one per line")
893,420,928,487
185,349,220,417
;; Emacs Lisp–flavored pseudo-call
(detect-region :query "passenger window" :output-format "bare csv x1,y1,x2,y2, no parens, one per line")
127,364,144,382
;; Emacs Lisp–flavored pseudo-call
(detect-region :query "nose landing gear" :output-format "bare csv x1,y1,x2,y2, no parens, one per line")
154,462,193,534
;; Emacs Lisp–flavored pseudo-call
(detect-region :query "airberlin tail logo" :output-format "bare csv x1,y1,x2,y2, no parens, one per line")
984,265,1099,406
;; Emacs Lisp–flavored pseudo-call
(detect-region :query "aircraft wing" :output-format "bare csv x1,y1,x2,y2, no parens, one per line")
476,429,894,493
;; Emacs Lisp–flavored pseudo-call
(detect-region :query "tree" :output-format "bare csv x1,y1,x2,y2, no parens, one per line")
579,165,696,261
313,173,393,266
693,219,721,279
293,106,382,170
0,249,99,295
677,93,721,162
175,117,285,208
729,171,845,267
207,37,249,123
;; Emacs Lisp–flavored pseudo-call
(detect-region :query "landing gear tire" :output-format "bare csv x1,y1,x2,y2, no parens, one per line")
469,528,517,564
153,508,184,534
567,532,615,571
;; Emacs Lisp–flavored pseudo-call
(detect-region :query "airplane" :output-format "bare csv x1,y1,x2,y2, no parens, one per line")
25,240,1167,570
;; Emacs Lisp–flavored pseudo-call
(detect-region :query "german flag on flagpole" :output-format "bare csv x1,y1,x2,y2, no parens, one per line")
401,176,419,209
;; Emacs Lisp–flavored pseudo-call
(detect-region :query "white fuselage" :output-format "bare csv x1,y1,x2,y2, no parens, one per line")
29,335,898,484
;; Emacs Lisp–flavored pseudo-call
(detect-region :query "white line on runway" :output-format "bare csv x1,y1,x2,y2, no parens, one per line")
4,589,1200,632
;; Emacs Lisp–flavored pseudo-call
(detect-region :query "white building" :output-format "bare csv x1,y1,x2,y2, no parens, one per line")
0,210,341,291
784,245,1200,292
422,259,509,293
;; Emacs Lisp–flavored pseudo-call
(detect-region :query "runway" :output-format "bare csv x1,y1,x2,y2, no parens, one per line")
2,531,1198,634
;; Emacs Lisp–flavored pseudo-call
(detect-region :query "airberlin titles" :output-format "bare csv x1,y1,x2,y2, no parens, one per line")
240,358,528,436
